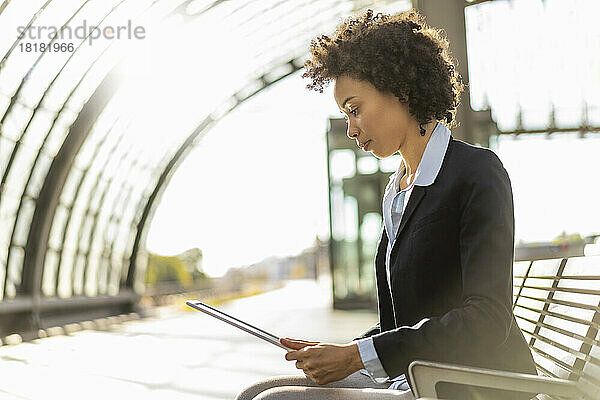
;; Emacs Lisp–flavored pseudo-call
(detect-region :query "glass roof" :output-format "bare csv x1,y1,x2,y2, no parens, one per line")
0,0,412,300
465,0,600,131
0,0,597,303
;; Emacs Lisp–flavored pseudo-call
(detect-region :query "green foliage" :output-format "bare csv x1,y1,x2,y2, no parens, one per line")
552,232,584,245
145,248,206,287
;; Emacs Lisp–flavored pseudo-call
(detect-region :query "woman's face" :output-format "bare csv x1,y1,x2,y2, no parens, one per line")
333,75,414,158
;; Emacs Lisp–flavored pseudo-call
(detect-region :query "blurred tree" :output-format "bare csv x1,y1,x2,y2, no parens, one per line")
552,231,584,246
145,248,208,287
179,248,203,272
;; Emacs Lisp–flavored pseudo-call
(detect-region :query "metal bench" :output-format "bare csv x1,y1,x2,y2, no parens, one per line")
408,255,600,399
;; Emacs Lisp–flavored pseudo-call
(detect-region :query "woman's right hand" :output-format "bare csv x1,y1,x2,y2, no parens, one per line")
282,338,364,385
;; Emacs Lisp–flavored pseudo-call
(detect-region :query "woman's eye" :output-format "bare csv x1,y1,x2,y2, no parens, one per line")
340,108,357,120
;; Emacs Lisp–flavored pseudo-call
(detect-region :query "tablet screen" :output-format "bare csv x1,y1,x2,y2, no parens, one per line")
186,300,291,350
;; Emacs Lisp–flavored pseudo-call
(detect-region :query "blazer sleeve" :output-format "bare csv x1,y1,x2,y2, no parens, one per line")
353,322,381,341
371,148,515,378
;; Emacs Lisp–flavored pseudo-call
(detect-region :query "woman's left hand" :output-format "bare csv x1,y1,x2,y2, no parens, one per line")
281,337,364,385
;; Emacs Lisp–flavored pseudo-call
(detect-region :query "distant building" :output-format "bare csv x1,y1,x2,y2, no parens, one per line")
514,233,588,261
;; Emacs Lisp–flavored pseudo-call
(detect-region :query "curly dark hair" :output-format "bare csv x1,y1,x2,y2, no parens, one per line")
303,9,464,128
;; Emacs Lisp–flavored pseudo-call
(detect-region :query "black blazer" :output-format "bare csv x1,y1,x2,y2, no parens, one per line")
356,137,536,399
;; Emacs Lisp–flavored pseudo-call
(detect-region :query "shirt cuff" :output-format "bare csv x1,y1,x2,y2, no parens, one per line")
356,337,389,383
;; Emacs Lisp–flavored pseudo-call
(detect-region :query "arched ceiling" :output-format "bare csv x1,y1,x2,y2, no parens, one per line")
0,0,412,302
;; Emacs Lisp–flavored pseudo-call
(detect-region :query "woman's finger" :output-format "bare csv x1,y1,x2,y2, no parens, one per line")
280,338,319,349
292,338,317,343
281,339,307,350
295,360,304,369
282,338,320,345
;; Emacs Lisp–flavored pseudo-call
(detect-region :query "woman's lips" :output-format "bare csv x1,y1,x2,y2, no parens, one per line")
361,140,372,151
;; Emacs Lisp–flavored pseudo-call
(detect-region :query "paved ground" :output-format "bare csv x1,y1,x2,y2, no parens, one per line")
0,279,378,400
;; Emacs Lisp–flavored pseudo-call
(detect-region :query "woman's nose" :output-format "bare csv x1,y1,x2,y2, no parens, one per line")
346,121,358,139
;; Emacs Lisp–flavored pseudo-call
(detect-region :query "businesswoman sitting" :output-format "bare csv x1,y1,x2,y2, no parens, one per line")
236,9,536,400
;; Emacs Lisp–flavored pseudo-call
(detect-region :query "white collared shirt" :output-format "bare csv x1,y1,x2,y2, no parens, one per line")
356,122,451,390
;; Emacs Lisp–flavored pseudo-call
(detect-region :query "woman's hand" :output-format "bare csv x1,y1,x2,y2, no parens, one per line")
281,337,365,385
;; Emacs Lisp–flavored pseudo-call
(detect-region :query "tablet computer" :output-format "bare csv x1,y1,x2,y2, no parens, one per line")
186,300,291,350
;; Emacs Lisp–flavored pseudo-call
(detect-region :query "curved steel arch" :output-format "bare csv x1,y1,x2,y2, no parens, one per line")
0,0,407,337
126,57,303,289
3,0,130,297
0,0,55,71
0,0,179,334
53,118,127,296
124,0,366,289
21,72,120,327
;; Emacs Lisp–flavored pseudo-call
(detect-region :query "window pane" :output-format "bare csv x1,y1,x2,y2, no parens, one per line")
0,0,46,57
93,246,106,295
57,252,74,298
5,144,37,196
25,150,52,199
0,244,7,300
0,93,10,119
48,204,69,251
60,167,83,206
1,102,32,141
72,254,86,295
12,197,35,247
21,108,55,150
42,249,59,296
104,256,118,295
0,136,15,177
0,212,16,252
6,245,24,297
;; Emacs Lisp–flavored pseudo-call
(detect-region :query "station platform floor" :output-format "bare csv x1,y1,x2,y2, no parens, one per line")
0,279,378,400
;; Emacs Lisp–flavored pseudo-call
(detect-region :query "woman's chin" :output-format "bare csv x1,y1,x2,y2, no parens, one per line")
371,149,394,159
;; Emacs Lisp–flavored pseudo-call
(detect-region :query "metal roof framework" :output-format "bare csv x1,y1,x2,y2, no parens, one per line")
0,0,411,335
2,0,596,335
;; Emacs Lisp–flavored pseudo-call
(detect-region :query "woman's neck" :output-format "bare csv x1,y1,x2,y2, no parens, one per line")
399,121,438,180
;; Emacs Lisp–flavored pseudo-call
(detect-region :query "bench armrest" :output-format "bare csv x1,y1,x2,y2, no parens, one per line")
408,360,581,399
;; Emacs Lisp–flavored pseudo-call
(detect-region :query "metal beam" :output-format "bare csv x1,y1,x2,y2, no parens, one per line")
21,73,118,327
127,60,303,289
499,127,600,136
413,0,485,146
0,289,138,337
464,0,495,7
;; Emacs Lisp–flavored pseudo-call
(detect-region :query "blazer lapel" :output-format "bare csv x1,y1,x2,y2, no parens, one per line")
394,185,426,242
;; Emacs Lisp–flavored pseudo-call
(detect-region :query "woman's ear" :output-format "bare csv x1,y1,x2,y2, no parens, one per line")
396,93,409,103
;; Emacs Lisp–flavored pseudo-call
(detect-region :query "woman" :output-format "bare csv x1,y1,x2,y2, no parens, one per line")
237,9,536,400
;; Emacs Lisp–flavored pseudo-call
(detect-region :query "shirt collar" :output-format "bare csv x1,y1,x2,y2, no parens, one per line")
391,122,450,190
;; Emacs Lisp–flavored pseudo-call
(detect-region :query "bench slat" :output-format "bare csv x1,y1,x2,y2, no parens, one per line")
515,303,600,331
534,361,559,379
522,326,587,360
516,315,591,353
529,344,581,378
515,275,600,280
520,284,600,297
518,294,598,311
511,256,600,398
